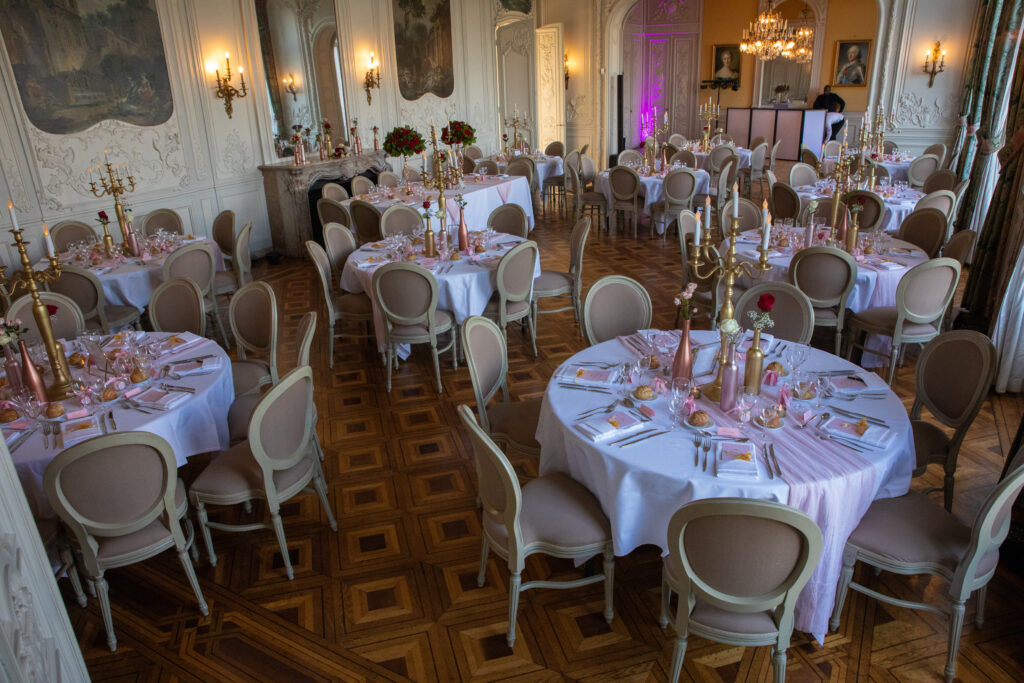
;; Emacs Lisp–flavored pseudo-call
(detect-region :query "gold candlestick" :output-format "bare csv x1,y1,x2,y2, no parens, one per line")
688,215,771,401
89,154,136,255
421,123,451,259
698,100,719,152
503,112,529,153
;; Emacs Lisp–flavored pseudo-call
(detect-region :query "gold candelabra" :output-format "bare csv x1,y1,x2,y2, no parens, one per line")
418,124,451,258
503,108,529,153
209,52,247,119
828,145,853,241
698,99,719,152
647,120,669,168
0,213,73,400
688,214,771,401
89,153,136,256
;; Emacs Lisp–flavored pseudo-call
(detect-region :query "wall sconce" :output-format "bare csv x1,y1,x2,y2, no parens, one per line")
923,41,946,88
207,52,247,118
564,53,570,89
364,51,381,105
282,74,298,101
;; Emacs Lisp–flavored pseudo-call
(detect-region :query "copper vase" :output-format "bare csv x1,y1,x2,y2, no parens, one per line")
19,341,46,403
672,319,693,382
458,208,470,253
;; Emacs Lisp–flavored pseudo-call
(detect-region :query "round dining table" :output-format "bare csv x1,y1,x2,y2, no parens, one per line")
7,331,234,519
689,146,752,172
536,329,915,644
822,154,914,182
794,183,923,234
492,153,564,189
593,166,711,234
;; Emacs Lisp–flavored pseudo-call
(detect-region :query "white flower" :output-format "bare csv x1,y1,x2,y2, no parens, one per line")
720,318,740,336
12,319,20,326
0,334,11,346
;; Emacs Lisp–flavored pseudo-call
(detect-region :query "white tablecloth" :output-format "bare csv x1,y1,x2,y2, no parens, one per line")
10,334,234,519
340,234,541,355
536,330,914,644
691,146,752,172
492,154,563,189
821,155,912,183
794,185,923,234
593,168,711,234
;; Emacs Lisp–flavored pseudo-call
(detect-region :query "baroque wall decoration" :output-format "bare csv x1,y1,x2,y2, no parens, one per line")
0,0,173,134
392,0,454,100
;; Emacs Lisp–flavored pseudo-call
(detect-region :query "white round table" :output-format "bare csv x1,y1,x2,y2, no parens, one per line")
794,184,923,234
593,167,712,234
536,329,914,644
8,332,234,519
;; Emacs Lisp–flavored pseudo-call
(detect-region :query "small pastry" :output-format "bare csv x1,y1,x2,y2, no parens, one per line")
778,237,791,247
168,335,185,345
766,361,784,373
186,234,196,240
647,355,660,370
0,408,19,423
405,253,417,261
474,244,486,253
130,368,147,384
450,252,461,261
68,352,86,368
688,410,710,427
101,387,118,402
412,237,424,245
45,403,65,419
863,246,876,255
767,414,781,428
632,385,654,401
855,418,869,436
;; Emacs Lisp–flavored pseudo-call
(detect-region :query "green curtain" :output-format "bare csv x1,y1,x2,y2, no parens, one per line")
953,0,1024,232
961,48,1024,322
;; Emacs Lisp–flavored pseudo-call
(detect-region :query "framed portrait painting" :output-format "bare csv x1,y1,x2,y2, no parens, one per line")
712,44,741,83
833,40,871,87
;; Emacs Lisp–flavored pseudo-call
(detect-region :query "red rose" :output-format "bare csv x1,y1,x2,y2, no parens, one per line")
422,201,431,210
98,211,108,221
46,304,58,316
757,294,775,312
858,196,866,204
323,123,331,130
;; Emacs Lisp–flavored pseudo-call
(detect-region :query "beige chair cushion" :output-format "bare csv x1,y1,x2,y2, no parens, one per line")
232,359,271,396
84,305,140,331
488,398,543,450
851,306,939,337
389,309,454,339
484,472,611,548
912,419,951,471
848,491,998,578
812,307,839,326
190,441,313,499
334,292,372,315
227,393,263,443
214,270,237,291
690,600,778,636
534,271,572,296
483,296,531,318
582,191,606,203
96,479,187,561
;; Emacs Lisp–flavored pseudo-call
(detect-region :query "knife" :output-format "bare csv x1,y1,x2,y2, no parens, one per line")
769,443,782,477
617,430,667,447
830,406,888,427
762,448,775,479
608,428,657,446
108,410,117,431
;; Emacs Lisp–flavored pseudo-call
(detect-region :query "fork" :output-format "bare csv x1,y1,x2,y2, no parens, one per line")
693,432,701,466
41,422,51,449
701,436,711,472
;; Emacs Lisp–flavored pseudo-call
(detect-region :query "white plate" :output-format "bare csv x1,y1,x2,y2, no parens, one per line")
685,415,716,432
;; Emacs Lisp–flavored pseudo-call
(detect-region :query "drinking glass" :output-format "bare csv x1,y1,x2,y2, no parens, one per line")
634,355,652,383
784,343,809,373
737,392,756,435
815,374,830,408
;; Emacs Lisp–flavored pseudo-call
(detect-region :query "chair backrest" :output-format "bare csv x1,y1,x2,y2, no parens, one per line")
663,143,679,159
882,140,898,154
789,247,857,310
487,203,529,238
666,498,822,633
463,144,483,160
51,266,105,324
350,175,375,196
377,171,400,187
617,149,643,166
914,330,996,437
349,199,383,244
843,190,886,232
229,281,278,378
8,291,86,344
748,142,768,174
668,134,686,148
675,210,699,264
505,158,534,186
211,209,235,257
579,143,590,157
248,366,316,482
460,316,509,433
580,155,597,183
322,223,358,278
321,182,349,202
162,242,216,296
715,161,734,215
798,197,849,229
305,241,337,321
870,161,891,182
721,197,764,231
923,169,956,194
770,182,801,222
462,153,477,174
495,241,538,307
670,149,698,168
823,140,842,158
750,136,766,150
295,311,317,367
148,277,206,336
922,143,947,167
475,159,499,175
381,203,423,237
711,133,733,145
564,149,581,174
608,166,641,201
916,190,956,219
788,162,818,188
941,229,975,266
895,257,961,325
582,275,653,346
898,207,948,258
724,153,740,188
317,197,351,229
568,216,591,281
51,220,97,252
907,154,940,188
800,146,820,167
43,432,184,576
735,282,815,343
765,169,778,191
662,168,698,207
232,221,253,287
709,144,734,174
142,209,184,237
544,141,565,157
565,163,584,222
769,139,782,171
372,262,441,338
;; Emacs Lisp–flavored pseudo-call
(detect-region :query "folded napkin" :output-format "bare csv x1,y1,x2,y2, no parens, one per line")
737,331,775,354
2,419,31,441
555,365,618,386
829,375,874,395
158,332,206,356
576,411,643,442
62,415,102,447
865,257,903,270
716,441,760,480
823,416,894,448
357,256,385,269
168,356,222,378
133,387,190,411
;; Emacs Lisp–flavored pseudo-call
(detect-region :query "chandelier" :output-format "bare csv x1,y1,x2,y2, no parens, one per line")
739,1,795,61
784,10,814,63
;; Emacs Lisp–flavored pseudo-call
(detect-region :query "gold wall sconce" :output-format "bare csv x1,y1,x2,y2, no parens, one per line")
207,52,248,118
282,74,298,101
564,53,570,89
923,41,946,87
364,51,381,105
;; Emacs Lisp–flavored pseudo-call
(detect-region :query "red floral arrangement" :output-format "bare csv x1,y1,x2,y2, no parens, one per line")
441,120,476,146
382,126,426,158
45,304,58,316
97,210,108,223
748,293,775,330
758,293,775,311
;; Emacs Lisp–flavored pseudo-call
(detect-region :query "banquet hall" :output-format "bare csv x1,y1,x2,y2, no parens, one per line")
1,0,1024,681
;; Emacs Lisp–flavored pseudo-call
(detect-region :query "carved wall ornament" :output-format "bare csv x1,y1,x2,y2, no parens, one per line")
0,536,61,683
893,91,959,129
217,129,254,178
567,95,588,122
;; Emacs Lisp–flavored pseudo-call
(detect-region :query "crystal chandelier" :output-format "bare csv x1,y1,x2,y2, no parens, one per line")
784,10,814,63
739,1,795,61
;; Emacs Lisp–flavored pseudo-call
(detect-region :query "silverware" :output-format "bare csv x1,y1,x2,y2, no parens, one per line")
107,410,117,431
575,401,619,420
100,413,109,435
702,436,711,472
830,406,888,427
9,427,36,453
762,446,774,479
820,431,867,452
693,432,701,466
616,430,667,447
796,412,827,430
159,383,195,394
56,422,63,449
121,399,154,415
769,443,782,477
608,428,657,446
557,383,612,394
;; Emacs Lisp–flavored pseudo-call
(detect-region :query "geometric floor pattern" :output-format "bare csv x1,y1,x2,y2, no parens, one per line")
70,208,1024,681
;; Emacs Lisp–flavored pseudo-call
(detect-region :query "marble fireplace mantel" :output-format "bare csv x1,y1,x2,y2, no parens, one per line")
259,152,391,257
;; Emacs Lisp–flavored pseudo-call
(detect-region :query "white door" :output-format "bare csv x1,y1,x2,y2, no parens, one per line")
535,24,565,152
496,19,536,151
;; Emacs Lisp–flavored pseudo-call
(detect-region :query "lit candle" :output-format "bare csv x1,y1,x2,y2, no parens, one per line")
7,201,18,231
762,215,772,251
732,184,739,218
89,166,94,183
104,148,109,164
664,110,669,125
42,223,54,258
704,196,711,235
694,209,702,246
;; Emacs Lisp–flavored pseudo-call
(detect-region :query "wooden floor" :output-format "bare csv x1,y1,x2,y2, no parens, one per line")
73,207,1024,682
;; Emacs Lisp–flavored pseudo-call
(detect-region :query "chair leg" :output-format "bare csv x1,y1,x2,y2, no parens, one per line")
526,314,538,358
659,572,671,628
830,546,856,631
177,546,209,616
668,633,688,683
385,344,394,392
431,343,442,393
975,585,987,627
943,471,955,512
312,461,338,531
772,648,788,683
451,328,459,370
507,571,522,647
59,544,87,607
886,344,899,385
328,325,335,369
834,326,842,356
945,599,966,683
269,510,294,580
603,549,615,623
96,574,117,651
194,500,218,567
476,536,489,587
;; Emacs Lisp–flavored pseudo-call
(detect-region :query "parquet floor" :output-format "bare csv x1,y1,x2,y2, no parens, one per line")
73,205,1024,682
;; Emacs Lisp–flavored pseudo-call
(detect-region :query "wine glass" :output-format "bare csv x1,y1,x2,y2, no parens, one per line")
11,389,42,424
634,355,652,383
737,392,756,436
785,343,810,374
815,374,830,408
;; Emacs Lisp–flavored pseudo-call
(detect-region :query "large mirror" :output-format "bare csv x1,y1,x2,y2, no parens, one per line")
254,0,349,156
759,1,815,106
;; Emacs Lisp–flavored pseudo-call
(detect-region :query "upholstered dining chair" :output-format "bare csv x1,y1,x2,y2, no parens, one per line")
669,149,698,168
377,171,400,187
660,498,822,683
907,154,941,188
487,203,529,239
51,220,97,252
483,241,539,357
582,275,653,346
870,161,891,183
789,247,857,354
788,162,818,188
349,199,383,244
940,230,976,329
305,241,372,368
35,517,87,609
898,207,948,258
739,141,768,197
461,154,477,174
842,190,886,232
800,145,820,168
458,405,615,648
580,154,597,190
735,282,815,344
372,262,457,392
916,190,958,237
543,140,565,157
142,208,184,237
830,452,1024,683
563,148,581,174
533,217,590,330
506,158,534,189
567,163,606,231
44,432,208,652
542,154,569,214
148,278,206,336
228,281,278,397
769,182,801,223
711,132,733,145
608,165,642,238
923,169,957,194
211,209,235,266
50,265,139,334
617,149,643,165
709,144,734,179
317,197,351,230
721,197,764,232
162,241,227,346
380,203,423,237
767,139,782,173
463,144,483,160
797,197,849,230
213,220,253,302
7,291,85,344
475,159,499,175
652,168,698,237
822,139,841,158
461,316,542,459
668,133,686,148
909,330,997,510
190,366,337,581
321,222,356,292
922,142,948,167
845,257,961,384
765,169,778,193
882,140,899,154
321,182,349,202
349,175,375,196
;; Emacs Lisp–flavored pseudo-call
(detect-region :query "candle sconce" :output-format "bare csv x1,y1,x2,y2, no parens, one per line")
282,74,298,101
923,41,946,88
208,52,248,118
564,53,570,89
364,51,381,105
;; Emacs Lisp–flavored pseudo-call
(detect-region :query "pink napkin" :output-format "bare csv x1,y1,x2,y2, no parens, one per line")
717,426,742,438
763,370,780,386
124,387,143,399
496,182,511,203
778,385,793,410
5,419,29,430
682,396,696,416
639,404,656,418
66,409,89,420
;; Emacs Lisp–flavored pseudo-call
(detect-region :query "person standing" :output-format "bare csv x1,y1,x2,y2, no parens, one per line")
813,86,846,141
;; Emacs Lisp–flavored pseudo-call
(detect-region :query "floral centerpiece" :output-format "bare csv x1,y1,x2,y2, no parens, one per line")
384,126,426,182
441,120,476,147
670,283,699,381
0,317,27,348
744,294,774,393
